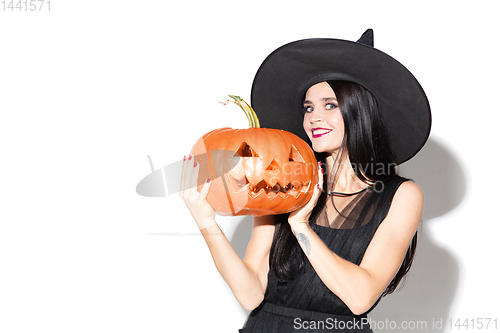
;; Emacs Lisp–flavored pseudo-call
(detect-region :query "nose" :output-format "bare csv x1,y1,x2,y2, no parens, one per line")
308,108,323,123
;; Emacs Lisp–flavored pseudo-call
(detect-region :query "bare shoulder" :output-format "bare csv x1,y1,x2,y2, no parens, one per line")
251,215,276,240
244,215,275,261
391,181,424,223
376,180,424,238
244,216,275,289
253,215,276,227
396,180,424,204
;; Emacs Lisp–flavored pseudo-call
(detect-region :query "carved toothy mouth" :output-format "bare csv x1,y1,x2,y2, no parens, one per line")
229,175,310,199
226,141,313,199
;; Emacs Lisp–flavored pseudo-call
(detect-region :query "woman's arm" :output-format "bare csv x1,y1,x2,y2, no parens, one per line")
201,215,274,310
179,156,274,310
290,181,423,315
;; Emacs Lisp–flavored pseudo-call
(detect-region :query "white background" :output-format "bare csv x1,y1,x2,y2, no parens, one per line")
1,1,499,332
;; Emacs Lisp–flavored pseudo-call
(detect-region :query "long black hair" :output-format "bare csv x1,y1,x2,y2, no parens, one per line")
269,80,417,297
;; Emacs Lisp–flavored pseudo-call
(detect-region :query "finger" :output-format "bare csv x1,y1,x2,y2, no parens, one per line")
199,177,212,200
317,161,324,193
180,155,188,196
312,184,322,202
188,155,199,193
306,164,323,202
180,154,193,196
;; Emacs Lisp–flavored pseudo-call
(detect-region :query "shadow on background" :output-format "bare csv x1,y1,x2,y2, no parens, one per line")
230,216,254,318
136,151,239,197
369,138,466,331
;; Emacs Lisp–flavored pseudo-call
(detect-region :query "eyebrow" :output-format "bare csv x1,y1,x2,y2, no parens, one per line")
303,97,338,104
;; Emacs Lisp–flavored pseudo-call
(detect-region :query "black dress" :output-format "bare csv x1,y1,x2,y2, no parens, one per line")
239,176,410,332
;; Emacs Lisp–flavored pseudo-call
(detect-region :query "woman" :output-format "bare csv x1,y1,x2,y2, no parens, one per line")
180,30,431,332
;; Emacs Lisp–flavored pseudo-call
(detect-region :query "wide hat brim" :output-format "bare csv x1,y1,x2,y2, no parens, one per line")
250,31,431,164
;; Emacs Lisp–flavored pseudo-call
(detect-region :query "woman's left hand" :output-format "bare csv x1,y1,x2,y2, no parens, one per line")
288,161,324,228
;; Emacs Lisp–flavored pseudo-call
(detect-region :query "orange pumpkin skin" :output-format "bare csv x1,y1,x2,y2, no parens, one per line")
191,127,318,216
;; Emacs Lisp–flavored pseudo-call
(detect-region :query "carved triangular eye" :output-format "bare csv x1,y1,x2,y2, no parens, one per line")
234,142,259,157
266,159,281,171
289,145,305,162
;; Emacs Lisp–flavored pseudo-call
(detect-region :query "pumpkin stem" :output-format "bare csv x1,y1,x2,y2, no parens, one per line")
228,95,261,128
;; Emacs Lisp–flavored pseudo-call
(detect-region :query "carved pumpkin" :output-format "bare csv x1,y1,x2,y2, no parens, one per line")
191,96,318,216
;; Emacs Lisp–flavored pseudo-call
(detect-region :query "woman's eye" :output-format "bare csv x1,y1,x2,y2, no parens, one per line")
325,103,338,110
303,106,314,113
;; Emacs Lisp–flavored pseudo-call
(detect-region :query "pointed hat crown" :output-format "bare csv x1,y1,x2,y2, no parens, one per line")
356,28,374,47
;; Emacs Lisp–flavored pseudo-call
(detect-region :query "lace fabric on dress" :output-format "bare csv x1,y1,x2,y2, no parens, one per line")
315,188,379,229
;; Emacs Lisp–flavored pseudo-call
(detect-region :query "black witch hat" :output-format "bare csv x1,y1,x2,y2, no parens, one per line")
250,29,431,164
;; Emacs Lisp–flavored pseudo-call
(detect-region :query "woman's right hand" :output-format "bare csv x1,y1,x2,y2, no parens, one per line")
179,154,216,230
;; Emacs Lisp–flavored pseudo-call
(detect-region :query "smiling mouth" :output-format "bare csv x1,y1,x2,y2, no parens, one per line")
312,128,332,138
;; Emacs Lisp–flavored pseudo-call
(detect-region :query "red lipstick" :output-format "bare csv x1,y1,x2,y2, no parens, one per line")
311,127,333,138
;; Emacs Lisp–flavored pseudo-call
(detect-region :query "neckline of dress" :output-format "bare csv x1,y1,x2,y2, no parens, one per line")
327,186,370,197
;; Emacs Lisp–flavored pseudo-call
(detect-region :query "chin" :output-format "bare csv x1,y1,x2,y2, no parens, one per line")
312,142,340,154
312,143,330,153
308,135,340,153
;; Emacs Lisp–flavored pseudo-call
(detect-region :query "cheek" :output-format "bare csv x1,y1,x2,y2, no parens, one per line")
327,111,344,126
303,115,311,135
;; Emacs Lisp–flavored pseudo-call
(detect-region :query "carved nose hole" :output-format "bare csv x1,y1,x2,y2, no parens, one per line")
266,159,281,171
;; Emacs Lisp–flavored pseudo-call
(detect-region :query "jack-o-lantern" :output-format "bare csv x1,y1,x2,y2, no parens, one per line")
191,96,318,216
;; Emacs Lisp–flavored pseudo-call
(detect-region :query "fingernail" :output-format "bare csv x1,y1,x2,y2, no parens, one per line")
193,162,198,167
321,168,324,173
183,156,186,161
316,184,320,189
206,178,211,183
188,155,192,160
